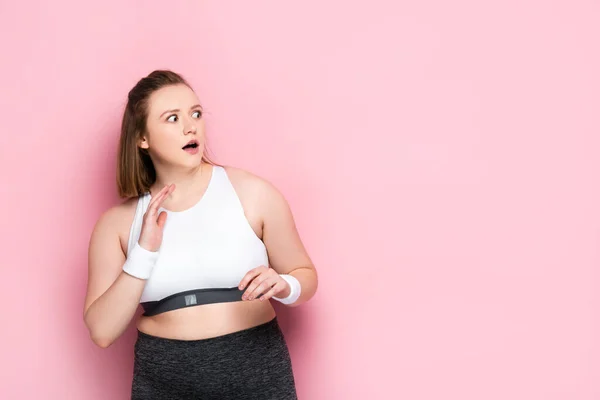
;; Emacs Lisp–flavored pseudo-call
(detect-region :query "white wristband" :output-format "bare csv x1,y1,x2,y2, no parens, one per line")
272,274,302,305
122,242,159,280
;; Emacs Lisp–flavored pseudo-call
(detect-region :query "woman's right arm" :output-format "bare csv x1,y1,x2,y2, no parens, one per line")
83,206,147,348
83,184,174,348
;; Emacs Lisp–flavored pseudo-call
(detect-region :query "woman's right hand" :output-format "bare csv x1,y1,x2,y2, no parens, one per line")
138,184,175,252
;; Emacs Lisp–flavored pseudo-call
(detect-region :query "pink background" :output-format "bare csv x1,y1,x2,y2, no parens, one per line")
1,1,599,399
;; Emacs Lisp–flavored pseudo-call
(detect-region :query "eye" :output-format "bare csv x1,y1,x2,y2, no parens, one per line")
192,110,202,119
167,114,178,122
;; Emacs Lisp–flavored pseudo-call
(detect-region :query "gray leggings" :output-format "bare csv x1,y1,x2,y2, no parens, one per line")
131,317,298,399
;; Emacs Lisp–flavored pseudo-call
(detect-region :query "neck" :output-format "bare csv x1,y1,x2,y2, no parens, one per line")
153,162,211,196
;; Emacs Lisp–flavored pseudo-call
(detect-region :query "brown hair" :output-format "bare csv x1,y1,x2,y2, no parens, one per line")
116,70,218,198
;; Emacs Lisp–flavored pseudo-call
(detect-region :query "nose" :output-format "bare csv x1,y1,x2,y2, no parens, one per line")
183,119,197,135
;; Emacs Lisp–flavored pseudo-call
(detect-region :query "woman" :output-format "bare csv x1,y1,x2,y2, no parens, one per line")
83,70,318,399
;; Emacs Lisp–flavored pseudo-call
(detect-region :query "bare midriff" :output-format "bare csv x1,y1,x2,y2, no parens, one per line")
136,299,277,340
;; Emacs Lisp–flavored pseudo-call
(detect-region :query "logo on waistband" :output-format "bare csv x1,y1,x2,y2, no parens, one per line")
184,294,198,305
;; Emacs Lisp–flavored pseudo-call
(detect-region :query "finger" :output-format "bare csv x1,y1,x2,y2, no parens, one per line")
245,275,276,301
157,211,167,229
154,185,175,210
149,184,174,210
259,281,286,302
148,184,171,209
147,187,169,216
240,272,267,299
238,266,266,290
240,266,271,293
148,185,174,215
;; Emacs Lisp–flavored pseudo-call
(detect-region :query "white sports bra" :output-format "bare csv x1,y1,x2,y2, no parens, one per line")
126,166,269,313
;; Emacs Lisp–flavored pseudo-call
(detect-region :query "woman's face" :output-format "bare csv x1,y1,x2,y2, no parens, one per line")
140,84,206,169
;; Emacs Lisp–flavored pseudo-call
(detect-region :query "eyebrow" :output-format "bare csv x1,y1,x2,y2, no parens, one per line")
159,104,203,118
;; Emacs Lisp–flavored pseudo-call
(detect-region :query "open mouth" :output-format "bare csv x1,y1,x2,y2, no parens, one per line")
182,140,199,150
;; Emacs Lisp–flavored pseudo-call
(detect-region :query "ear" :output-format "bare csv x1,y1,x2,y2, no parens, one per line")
138,134,149,150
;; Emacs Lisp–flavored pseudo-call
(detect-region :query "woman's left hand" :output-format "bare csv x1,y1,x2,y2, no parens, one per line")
238,266,290,302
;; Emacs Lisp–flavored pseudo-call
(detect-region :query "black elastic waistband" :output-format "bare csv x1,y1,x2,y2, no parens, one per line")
141,287,245,317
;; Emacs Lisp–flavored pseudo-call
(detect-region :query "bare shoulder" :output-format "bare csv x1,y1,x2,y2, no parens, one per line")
223,165,285,203
224,166,287,209
93,197,138,232
222,165,292,226
90,197,139,254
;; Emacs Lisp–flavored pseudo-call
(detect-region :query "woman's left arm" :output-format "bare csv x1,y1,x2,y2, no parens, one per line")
238,179,318,307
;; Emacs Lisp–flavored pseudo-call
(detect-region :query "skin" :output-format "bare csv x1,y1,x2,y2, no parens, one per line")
83,84,318,346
